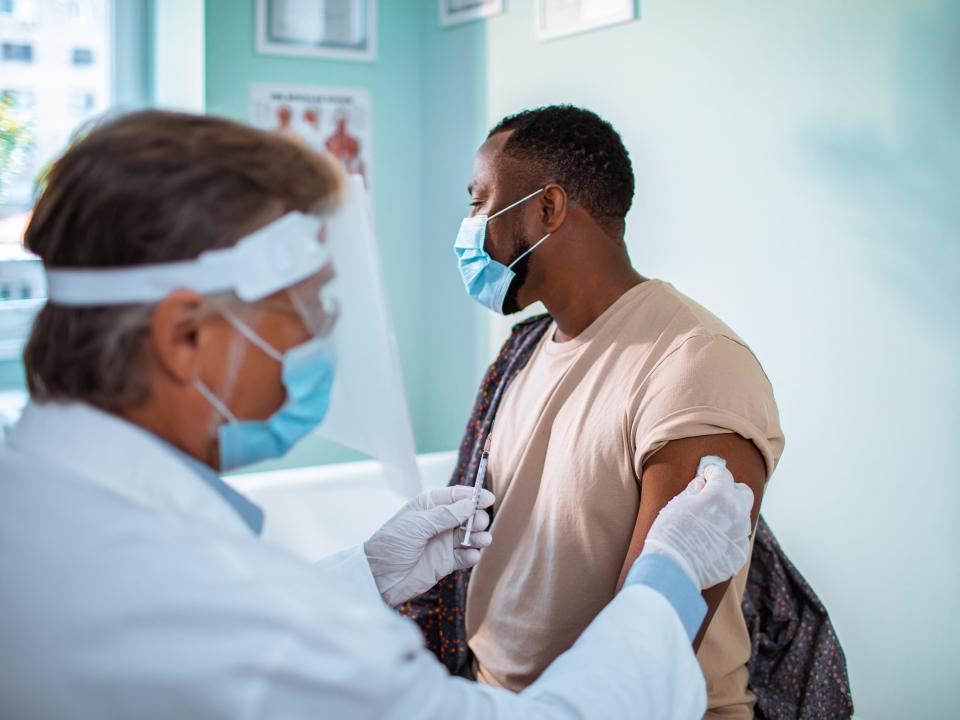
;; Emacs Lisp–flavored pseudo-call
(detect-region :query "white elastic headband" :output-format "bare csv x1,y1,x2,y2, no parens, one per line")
44,211,328,306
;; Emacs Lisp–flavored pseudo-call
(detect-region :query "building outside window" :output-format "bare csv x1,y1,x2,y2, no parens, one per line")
0,0,110,209
0,88,36,108
70,46,92,65
67,89,95,114
0,0,113,387
1,41,32,61
0,0,37,22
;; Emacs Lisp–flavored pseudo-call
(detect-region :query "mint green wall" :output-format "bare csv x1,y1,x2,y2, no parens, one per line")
203,0,488,470
474,1,959,717
204,0,426,468
0,360,25,389
416,7,489,451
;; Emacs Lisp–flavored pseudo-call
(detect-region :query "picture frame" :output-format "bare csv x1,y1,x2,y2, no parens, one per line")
535,0,636,42
439,0,504,28
255,0,377,62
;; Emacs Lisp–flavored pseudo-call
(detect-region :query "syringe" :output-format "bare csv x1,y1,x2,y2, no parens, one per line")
461,435,491,547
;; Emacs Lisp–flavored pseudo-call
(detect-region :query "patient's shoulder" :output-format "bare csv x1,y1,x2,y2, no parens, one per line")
647,282,747,343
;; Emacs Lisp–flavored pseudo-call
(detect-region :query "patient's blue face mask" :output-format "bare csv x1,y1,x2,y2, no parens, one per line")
454,187,553,315
194,307,337,472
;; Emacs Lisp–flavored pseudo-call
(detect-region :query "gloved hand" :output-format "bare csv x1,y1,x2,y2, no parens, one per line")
364,486,495,607
640,456,755,590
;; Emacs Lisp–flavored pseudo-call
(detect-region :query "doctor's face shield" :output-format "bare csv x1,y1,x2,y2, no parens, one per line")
23,110,422,495
45,210,345,472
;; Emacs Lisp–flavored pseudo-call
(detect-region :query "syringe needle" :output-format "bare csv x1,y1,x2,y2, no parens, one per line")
462,435,492,547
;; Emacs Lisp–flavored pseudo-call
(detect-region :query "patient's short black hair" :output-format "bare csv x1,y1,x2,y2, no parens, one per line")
488,105,634,237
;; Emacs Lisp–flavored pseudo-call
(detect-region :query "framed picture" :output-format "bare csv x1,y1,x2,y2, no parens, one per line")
535,0,635,42
439,0,504,28
256,0,377,62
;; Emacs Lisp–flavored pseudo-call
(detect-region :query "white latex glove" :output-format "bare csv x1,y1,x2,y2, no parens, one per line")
640,455,755,590
364,486,495,607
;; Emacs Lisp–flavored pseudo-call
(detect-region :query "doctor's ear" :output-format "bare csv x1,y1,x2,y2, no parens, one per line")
148,290,209,384
539,184,568,234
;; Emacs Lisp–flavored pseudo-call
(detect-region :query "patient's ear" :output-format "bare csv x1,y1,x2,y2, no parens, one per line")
540,184,568,233
148,290,206,385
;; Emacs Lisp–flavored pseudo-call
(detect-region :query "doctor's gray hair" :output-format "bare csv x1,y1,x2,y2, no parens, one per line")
23,109,345,408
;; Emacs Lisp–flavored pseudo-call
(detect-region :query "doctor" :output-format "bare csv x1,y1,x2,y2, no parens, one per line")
0,110,755,719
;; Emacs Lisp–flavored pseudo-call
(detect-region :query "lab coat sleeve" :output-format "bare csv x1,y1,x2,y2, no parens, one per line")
515,584,707,719
253,575,706,720
312,544,385,605
398,583,707,720
625,553,708,642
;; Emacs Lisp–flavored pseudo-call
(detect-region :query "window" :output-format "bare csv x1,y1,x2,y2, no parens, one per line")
1,0,115,374
68,90,95,113
0,88,36,108
0,0,37,22
70,46,93,65
1,41,33,62
0,0,111,208
61,0,97,28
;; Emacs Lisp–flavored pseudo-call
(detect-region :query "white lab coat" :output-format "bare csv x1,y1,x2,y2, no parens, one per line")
0,402,706,719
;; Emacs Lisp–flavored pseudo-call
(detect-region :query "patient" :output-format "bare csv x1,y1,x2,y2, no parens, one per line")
427,106,784,719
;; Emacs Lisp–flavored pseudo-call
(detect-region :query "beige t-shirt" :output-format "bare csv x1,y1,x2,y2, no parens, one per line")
466,280,784,719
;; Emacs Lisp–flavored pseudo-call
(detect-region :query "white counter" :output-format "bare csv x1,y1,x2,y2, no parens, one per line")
228,452,457,561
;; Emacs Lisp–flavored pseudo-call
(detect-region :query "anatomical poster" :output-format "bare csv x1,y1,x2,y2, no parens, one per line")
249,83,372,190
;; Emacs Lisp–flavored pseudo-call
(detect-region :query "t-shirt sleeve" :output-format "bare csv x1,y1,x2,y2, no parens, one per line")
631,334,784,479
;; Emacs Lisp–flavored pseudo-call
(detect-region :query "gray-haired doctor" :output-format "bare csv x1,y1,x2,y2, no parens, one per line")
0,111,754,720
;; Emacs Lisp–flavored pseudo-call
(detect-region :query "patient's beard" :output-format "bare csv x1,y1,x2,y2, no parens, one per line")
501,230,534,315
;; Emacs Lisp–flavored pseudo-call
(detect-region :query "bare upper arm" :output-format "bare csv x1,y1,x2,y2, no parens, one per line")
616,433,767,649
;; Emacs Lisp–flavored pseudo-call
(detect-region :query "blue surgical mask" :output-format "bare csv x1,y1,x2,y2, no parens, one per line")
194,313,337,472
454,187,554,314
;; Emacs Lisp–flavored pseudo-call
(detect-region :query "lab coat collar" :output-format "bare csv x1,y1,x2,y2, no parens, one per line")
5,401,253,538
163,442,264,535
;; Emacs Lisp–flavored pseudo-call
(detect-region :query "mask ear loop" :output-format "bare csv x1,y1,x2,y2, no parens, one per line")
194,307,284,423
487,187,553,269
222,309,284,363
508,233,552,270
191,299,251,426
488,187,545,221
193,378,239,424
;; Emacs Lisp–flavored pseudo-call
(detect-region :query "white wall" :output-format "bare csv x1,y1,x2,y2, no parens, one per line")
154,0,205,111
476,1,959,717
